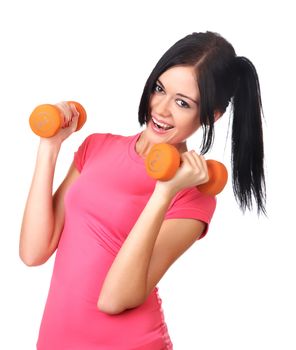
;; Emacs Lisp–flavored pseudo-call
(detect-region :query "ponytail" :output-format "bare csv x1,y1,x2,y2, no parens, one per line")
232,56,266,215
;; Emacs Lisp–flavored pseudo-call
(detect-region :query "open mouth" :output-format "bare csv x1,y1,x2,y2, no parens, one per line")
151,117,174,131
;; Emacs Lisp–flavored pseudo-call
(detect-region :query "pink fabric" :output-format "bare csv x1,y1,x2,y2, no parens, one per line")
37,132,216,349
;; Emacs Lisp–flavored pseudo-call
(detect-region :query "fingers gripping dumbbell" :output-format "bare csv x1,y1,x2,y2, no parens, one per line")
29,101,87,137
145,143,228,196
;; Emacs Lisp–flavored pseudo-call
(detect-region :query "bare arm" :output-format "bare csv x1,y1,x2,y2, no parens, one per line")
98,151,209,314
19,151,80,266
19,102,80,266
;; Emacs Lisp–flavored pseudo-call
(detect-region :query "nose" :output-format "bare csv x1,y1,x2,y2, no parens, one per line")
152,96,172,118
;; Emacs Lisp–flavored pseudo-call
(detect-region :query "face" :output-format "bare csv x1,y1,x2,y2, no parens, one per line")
145,65,201,149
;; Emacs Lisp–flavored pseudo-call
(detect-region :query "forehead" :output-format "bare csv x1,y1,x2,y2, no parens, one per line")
158,65,199,98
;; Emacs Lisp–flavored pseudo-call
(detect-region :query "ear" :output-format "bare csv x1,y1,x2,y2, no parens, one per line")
214,110,223,122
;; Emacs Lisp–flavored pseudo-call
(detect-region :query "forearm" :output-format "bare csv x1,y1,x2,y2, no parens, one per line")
98,186,175,313
19,141,60,265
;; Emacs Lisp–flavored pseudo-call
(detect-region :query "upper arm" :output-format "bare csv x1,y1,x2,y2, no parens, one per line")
144,218,206,300
47,161,80,257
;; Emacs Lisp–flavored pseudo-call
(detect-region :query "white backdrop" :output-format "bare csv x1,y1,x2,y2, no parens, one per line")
1,0,295,349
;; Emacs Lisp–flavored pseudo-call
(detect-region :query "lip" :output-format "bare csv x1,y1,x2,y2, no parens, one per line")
149,119,173,134
151,115,174,128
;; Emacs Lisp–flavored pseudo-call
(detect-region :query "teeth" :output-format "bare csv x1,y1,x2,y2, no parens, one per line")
152,117,173,130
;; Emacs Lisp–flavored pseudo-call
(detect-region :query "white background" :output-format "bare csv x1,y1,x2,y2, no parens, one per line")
1,0,295,349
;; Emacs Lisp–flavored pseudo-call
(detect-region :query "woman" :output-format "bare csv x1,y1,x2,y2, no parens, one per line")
20,31,266,349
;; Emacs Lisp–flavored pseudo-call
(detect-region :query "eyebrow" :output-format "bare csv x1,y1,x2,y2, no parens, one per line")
157,79,199,105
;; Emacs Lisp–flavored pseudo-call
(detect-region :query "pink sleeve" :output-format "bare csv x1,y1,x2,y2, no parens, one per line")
74,135,92,172
74,133,108,172
164,187,217,240
74,133,112,172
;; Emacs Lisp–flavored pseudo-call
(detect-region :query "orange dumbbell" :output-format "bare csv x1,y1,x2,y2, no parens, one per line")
29,101,87,137
145,143,228,196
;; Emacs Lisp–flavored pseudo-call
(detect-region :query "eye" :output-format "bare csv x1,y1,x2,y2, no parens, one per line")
152,83,191,109
176,99,190,108
153,83,164,93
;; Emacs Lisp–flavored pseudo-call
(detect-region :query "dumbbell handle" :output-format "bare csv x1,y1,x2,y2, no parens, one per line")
29,101,87,138
145,143,228,196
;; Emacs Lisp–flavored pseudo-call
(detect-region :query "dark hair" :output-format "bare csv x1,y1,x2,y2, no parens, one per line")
138,31,266,215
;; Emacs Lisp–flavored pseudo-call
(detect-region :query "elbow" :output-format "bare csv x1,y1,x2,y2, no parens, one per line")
19,250,48,267
97,293,144,315
97,303,121,315
97,298,124,315
19,255,38,267
97,305,121,315
19,255,41,267
19,240,52,267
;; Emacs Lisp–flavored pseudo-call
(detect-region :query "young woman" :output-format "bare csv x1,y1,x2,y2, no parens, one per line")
20,31,266,349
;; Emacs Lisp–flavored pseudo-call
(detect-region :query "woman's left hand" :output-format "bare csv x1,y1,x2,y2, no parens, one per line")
155,150,209,197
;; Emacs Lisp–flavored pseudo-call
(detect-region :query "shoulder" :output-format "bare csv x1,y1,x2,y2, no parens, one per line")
167,187,217,217
165,187,217,239
75,132,138,161
81,132,141,156
84,132,135,145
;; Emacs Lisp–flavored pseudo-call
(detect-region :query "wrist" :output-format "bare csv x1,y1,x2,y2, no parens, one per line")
153,182,177,202
39,138,61,151
38,139,61,161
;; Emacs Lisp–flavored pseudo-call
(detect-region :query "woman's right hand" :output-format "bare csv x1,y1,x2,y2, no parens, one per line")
40,101,80,146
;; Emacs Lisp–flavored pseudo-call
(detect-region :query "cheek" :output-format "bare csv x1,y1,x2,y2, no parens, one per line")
149,94,158,109
189,110,200,126
176,112,200,131
192,113,200,128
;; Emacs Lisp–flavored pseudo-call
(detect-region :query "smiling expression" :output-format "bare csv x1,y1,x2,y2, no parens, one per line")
137,65,201,155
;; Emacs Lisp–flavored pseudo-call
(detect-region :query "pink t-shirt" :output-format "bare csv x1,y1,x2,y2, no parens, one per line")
37,132,216,350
